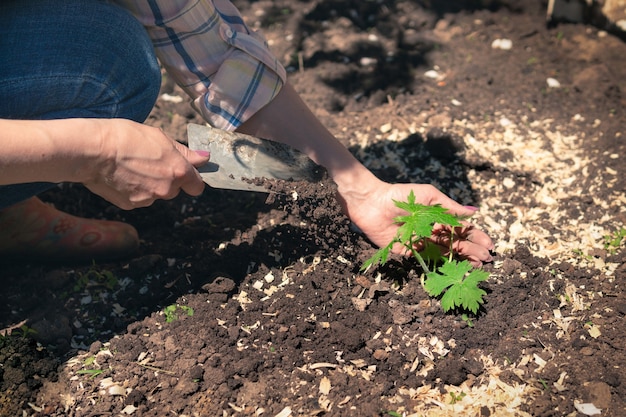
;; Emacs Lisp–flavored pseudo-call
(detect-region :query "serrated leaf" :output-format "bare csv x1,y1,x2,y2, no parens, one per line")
392,191,462,243
424,260,472,296
359,191,491,316
424,260,489,314
360,242,394,271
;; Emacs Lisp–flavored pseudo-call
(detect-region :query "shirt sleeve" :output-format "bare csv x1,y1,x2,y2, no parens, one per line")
114,0,286,130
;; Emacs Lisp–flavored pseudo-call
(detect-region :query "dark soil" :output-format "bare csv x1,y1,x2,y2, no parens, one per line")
1,1,625,416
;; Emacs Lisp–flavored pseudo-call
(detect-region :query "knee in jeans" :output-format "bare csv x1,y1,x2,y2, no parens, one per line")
0,0,162,122
102,5,162,122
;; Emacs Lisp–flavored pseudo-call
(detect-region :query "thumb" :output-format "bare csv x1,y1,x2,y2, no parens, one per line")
174,141,211,167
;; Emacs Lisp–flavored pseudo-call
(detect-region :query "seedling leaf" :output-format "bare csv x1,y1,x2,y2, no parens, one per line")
361,242,394,271
394,191,461,241
77,369,104,378
360,191,491,317
425,260,488,314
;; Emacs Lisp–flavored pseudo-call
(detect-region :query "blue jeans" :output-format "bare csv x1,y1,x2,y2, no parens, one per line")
0,0,161,209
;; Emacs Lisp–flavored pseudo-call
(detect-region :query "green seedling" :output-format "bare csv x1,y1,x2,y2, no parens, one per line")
384,411,402,417
424,260,488,314
17,324,37,339
77,356,105,378
449,391,466,404
74,263,118,292
163,304,194,323
361,191,489,315
603,227,626,254
461,314,474,327
572,248,592,261
76,369,105,378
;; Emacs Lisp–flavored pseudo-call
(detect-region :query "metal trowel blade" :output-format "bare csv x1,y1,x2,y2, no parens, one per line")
187,123,322,192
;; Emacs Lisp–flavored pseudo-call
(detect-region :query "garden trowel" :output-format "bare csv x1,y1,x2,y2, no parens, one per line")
187,123,322,192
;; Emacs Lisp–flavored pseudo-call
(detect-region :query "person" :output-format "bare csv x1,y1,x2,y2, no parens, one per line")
0,0,494,265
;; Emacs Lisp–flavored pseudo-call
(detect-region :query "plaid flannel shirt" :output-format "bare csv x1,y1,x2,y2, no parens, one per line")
115,0,286,130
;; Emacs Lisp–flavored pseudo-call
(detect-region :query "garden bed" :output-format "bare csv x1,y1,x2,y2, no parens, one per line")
1,1,624,416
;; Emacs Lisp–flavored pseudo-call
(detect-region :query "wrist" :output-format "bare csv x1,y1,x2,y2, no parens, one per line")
47,118,109,183
331,162,383,215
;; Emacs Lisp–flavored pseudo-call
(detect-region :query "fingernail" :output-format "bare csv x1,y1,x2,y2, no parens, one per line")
195,150,210,157
463,205,479,211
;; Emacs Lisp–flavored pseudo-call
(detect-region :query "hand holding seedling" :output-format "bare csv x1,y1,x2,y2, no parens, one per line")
361,189,494,314
350,183,494,267
236,85,493,266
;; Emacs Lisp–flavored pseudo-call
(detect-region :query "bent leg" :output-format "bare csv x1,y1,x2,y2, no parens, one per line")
0,0,161,261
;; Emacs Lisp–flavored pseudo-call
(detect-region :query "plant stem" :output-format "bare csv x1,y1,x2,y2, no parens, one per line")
449,228,455,263
407,240,430,289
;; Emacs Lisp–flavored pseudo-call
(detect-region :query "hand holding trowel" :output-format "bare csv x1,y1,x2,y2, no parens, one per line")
187,123,322,192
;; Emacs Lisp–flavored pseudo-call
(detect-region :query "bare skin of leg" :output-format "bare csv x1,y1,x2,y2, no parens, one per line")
0,196,138,262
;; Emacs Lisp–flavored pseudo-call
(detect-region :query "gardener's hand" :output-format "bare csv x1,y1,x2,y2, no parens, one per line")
340,181,494,267
233,83,493,265
83,119,210,209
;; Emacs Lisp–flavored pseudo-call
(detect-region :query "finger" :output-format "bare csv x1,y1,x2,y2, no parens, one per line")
433,222,495,253
160,187,182,201
430,229,493,264
165,143,207,197
84,185,134,210
453,240,493,264
174,141,211,166
437,243,491,268
461,227,495,252
179,169,206,197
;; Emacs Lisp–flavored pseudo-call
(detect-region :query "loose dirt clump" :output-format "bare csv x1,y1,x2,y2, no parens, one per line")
1,1,625,416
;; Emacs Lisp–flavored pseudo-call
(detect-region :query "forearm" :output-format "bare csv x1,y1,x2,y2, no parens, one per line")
0,118,103,185
236,83,380,197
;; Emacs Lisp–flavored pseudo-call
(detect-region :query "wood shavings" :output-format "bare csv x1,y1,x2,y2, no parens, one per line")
349,359,368,368
574,402,602,416
550,308,577,339
401,359,535,417
586,323,601,339
274,406,292,417
99,378,126,396
319,377,331,395
309,363,338,370
553,371,568,392
533,354,547,372
565,284,589,313
234,291,252,310
351,297,372,311
301,256,321,275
